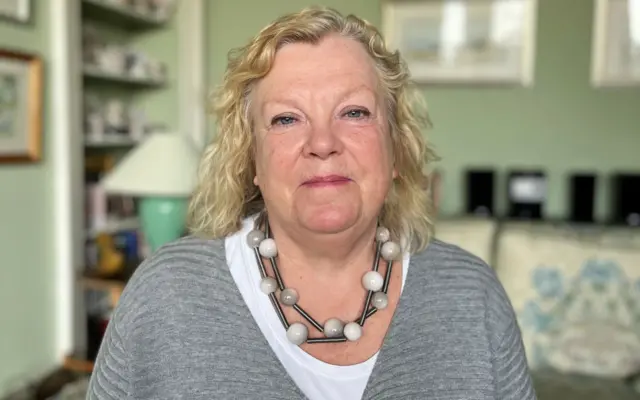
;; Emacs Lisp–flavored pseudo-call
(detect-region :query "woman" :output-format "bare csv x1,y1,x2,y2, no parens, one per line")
88,7,535,400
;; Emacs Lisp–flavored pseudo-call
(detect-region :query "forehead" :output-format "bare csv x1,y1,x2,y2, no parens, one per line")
255,35,379,101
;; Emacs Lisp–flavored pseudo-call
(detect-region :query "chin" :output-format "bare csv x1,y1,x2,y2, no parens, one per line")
296,207,360,235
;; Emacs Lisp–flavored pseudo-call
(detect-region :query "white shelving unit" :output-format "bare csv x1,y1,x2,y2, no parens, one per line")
81,0,170,28
51,0,206,370
81,0,173,245
84,133,140,148
85,217,140,239
62,0,177,372
83,64,166,87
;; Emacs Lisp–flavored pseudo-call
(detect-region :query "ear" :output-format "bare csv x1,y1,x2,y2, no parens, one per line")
253,175,259,186
392,167,398,179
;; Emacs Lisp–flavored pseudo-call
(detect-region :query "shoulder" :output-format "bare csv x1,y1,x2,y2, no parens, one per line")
128,235,229,291
410,239,517,336
112,236,233,327
414,238,498,284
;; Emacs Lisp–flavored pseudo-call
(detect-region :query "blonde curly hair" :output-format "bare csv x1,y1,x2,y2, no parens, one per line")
188,7,438,253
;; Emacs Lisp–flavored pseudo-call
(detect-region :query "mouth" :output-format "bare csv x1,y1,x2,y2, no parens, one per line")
302,175,352,188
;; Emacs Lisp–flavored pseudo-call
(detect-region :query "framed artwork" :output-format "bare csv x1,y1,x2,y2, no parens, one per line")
381,0,538,86
0,49,43,163
0,0,30,23
591,0,640,87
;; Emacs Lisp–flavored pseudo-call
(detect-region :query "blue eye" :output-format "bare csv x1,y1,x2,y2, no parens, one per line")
344,109,371,119
271,116,296,126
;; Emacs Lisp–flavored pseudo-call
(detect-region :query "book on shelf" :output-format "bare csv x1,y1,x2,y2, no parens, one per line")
83,150,148,298
83,228,147,362
84,154,139,236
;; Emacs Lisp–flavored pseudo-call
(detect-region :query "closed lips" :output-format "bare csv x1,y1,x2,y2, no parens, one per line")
302,175,351,186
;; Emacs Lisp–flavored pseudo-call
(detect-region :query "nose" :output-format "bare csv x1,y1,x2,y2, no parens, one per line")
303,121,343,159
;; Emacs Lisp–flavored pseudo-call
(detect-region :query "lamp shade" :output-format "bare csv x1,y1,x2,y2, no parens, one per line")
101,133,200,197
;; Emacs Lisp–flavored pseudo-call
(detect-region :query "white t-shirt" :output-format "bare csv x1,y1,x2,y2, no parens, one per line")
225,216,409,400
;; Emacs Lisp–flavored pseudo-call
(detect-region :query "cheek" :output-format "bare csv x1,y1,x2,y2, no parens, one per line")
352,133,395,199
255,136,300,185
349,132,394,176
253,136,272,184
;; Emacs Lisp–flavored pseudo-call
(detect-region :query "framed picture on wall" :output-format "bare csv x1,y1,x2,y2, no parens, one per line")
0,0,31,23
381,0,538,86
591,0,640,87
0,49,43,163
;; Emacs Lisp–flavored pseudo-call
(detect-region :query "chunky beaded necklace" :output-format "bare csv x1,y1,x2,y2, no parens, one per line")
246,216,401,346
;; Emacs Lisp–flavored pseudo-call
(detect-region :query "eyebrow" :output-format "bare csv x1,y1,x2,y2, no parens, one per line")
260,84,379,113
336,84,378,103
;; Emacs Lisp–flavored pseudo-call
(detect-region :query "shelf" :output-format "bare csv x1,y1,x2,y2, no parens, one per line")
86,217,140,239
80,275,127,292
83,65,166,88
63,356,94,374
85,134,140,148
73,0,174,375
80,271,131,306
81,0,169,30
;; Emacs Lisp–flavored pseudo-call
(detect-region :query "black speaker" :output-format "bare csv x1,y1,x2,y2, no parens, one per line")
569,174,597,223
610,173,640,226
507,170,546,220
465,169,494,216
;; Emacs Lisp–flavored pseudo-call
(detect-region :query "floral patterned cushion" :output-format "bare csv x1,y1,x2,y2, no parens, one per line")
495,222,640,378
434,217,497,264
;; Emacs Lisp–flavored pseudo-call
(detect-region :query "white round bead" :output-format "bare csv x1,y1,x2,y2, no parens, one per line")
280,288,298,306
361,271,384,292
372,292,389,310
286,322,308,346
246,229,265,248
259,277,278,294
258,238,278,258
376,226,390,243
343,322,362,342
323,318,344,338
381,241,401,261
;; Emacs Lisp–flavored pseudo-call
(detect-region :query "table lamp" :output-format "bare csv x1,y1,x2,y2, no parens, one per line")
100,132,200,252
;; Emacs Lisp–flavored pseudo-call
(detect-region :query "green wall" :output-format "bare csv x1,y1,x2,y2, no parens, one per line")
206,0,640,221
0,2,57,394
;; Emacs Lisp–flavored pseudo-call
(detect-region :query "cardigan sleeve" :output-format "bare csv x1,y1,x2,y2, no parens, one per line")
86,315,131,399
493,320,537,399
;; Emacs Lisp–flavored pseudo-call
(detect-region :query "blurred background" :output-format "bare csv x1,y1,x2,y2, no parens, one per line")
0,0,638,399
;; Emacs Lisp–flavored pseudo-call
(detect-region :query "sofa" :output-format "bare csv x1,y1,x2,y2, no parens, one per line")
435,217,640,399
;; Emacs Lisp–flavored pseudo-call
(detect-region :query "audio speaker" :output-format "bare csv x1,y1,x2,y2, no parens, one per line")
507,170,546,220
610,173,640,226
465,169,495,216
569,174,597,223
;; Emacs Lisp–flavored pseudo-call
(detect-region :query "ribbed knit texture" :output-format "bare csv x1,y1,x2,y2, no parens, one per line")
87,237,536,399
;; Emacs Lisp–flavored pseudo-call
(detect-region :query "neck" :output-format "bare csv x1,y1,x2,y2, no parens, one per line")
265,217,377,276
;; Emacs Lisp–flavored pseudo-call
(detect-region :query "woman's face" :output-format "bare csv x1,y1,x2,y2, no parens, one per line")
252,34,396,235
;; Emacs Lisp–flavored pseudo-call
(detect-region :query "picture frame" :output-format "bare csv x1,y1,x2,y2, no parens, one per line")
0,49,43,163
381,0,538,86
591,0,640,87
0,0,31,24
